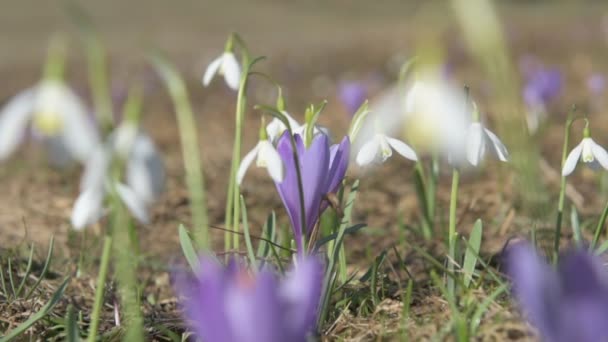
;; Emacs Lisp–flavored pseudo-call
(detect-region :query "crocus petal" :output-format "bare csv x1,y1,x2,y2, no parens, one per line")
0,88,35,160
504,242,561,342
71,186,104,229
484,128,509,162
202,55,223,87
356,137,380,166
115,183,149,224
386,136,417,161
281,257,323,340
300,134,330,235
126,134,165,204
590,140,608,170
259,141,284,183
237,144,260,185
221,53,241,90
562,142,584,176
326,136,351,192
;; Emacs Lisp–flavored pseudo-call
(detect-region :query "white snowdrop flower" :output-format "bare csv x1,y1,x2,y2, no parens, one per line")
466,122,509,167
237,139,284,184
70,185,105,230
356,133,417,166
202,52,241,90
0,80,99,163
265,111,301,142
562,136,608,176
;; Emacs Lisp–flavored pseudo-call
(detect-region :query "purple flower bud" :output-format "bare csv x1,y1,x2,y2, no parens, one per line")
505,242,608,342
587,73,606,96
522,67,562,108
337,81,367,116
275,132,350,254
175,256,324,342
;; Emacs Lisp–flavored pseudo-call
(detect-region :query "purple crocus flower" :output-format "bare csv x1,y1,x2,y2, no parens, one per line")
176,256,324,342
275,132,350,254
337,81,367,116
522,67,562,108
505,242,608,342
587,73,606,96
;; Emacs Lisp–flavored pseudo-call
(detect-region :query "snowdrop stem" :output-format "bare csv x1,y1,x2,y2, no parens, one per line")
151,55,210,250
229,53,251,253
42,34,67,81
555,108,577,261
87,235,112,342
447,167,460,298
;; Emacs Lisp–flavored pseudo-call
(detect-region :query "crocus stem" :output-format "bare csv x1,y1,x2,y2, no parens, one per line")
592,200,608,250
86,235,112,342
447,167,460,298
555,110,576,262
230,50,251,253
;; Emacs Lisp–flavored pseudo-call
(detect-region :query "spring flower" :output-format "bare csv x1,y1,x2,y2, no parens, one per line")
202,52,241,90
356,133,417,166
520,58,562,132
562,128,608,176
0,80,99,164
175,256,323,342
337,81,367,116
587,73,606,96
505,242,608,342
265,111,301,142
275,132,350,254
71,123,165,229
465,120,509,167
237,139,284,184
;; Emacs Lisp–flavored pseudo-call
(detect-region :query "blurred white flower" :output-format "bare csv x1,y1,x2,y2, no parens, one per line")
466,122,509,167
237,139,284,184
562,137,608,176
202,52,241,90
72,124,165,229
0,80,99,164
356,133,417,166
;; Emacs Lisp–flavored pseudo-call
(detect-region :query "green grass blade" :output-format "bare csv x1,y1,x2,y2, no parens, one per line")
25,236,55,300
178,224,200,272
65,304,79,342
571,206,583,248
1,277,70,342
16,244,35,298
469,284,507,334
462,219,482,288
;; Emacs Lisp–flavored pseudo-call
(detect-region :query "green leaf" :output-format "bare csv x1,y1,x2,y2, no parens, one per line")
571,206,583,248
178,225,200,272
240,195,258,272
1,277,70,342
65,304,80,342
313,223,366,251
256,212,276,259
470,284,507,334
462,219,483,288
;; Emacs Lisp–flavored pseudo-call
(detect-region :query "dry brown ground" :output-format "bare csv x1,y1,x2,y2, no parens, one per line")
2,1,608,340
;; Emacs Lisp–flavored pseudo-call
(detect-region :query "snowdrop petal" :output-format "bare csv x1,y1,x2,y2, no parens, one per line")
260,142,284,183
116,183,150,224
237,144,260,185
71,186,104,229
57,85,100,163
386,137,417,161
466,123,485,166
80,144,111,191
562,142,584,176
0,88,35,160
126,134,165,204
221,53,241,90
356,137,379,166
591,140,608,170
202,56,223,87
484,128,509,162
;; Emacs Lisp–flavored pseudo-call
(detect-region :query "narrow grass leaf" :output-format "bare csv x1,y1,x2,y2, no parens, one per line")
25,236,55,300
571,206,583,248
239,195,258,272
462,219,482,288
178,224,200,272
469,284,507,334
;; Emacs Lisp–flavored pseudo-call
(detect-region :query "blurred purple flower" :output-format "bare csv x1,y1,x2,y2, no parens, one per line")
275,132,350,254
338,81,367,116
176,256,323,342
505,242,608,342
587,73,606,96
522,67,562,108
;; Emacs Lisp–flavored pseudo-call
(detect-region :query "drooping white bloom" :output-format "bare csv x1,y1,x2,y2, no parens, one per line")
237,140,284,184
71,125,165,229
265,111,301,141
0,80,99,163
356,133,417,166
562,137,608,176
466,122,509,167
202,52,241,90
